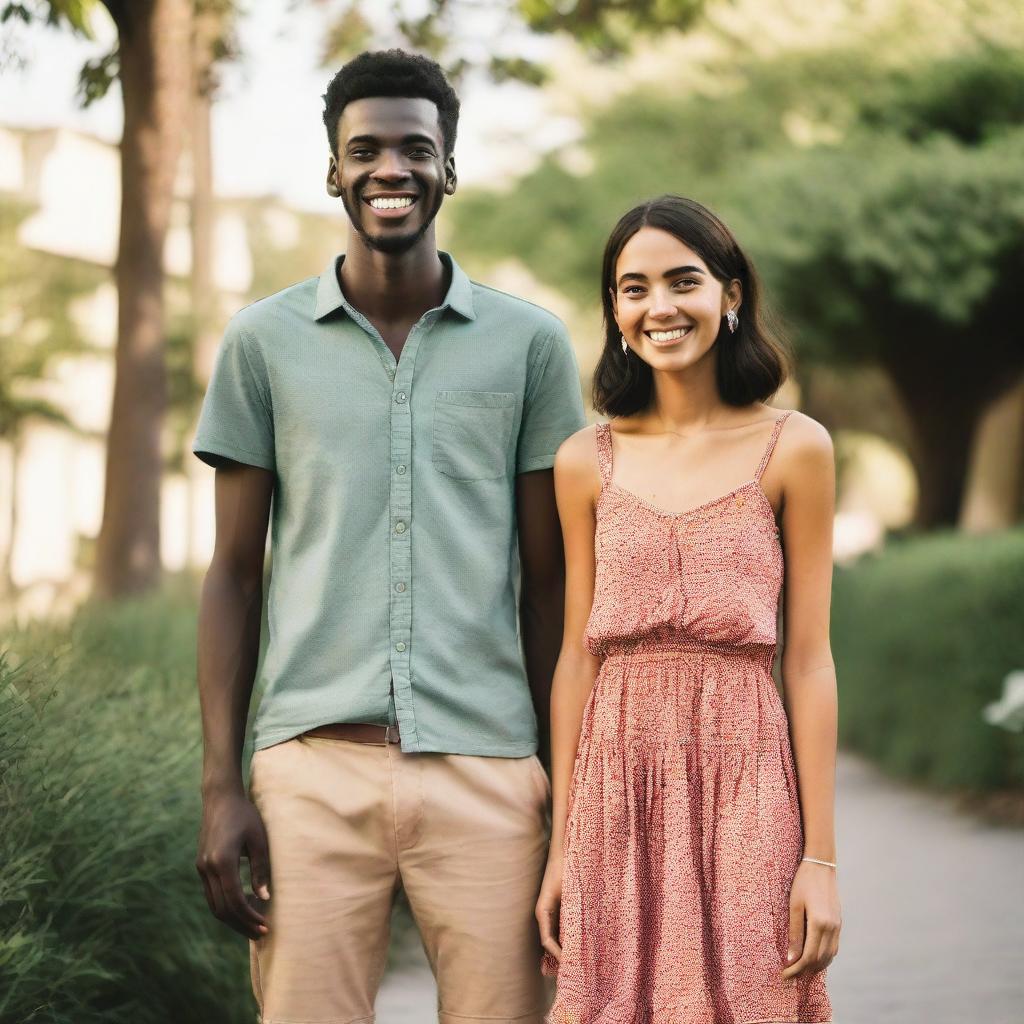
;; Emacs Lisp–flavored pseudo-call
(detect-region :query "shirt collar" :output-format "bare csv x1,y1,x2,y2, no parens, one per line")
313,251,476,322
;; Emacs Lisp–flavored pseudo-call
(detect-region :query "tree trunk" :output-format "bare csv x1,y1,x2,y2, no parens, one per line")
94,0,192,598
959,376,1024,532
186,5,222,569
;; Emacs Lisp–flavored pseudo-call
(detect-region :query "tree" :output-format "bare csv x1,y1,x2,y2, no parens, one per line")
6,0,239,595
449,37,1024,528
317,0,708,80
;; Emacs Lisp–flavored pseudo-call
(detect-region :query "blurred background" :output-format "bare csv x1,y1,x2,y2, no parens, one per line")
0,1,1022,1022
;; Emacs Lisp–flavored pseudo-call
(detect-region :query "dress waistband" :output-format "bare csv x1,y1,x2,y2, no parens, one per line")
601,641,775,670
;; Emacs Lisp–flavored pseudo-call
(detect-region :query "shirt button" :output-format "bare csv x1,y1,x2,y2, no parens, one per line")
395,641,407,652
396,464,407,475
395,521,406,534
395,391,407,403
395,582,406,593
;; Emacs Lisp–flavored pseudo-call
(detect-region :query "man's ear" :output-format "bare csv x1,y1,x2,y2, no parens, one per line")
326,155,341,198
444,155,457,196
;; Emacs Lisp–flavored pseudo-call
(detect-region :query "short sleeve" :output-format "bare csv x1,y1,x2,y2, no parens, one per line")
516,322,586,474
193,318,275,470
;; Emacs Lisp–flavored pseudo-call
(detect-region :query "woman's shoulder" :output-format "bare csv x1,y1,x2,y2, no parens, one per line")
556,422,601,467
774,408,834,471
555,423,604,491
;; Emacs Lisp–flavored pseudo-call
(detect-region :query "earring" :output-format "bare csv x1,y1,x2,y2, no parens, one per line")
726,309,739,334
620,333,628,355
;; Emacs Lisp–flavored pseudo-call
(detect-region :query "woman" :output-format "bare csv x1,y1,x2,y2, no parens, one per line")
538,195,840,1023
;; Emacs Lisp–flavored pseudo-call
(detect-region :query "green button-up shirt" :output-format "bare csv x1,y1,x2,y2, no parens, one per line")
194,253,586,755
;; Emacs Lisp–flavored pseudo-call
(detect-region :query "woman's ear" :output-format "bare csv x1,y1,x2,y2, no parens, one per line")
723,278,742,315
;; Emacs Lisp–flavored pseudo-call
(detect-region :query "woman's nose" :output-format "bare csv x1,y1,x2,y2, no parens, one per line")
648,297,678,319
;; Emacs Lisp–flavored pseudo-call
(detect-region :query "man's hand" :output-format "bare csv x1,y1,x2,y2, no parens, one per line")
196,789,272,940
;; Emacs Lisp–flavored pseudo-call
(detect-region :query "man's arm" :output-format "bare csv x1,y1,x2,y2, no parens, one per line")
195,461,274,939
515,467,566,767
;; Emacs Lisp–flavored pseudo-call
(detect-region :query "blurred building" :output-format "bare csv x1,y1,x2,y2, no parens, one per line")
0,123,338,617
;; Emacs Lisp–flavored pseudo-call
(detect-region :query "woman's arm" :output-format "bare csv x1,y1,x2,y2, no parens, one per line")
537,426,602,959
773,412,842,980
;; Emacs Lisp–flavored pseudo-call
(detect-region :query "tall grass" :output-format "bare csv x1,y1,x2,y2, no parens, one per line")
0,586,253,1024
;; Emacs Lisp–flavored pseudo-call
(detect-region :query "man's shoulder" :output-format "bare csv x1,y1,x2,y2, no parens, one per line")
229,276,320,339
468,279,567,339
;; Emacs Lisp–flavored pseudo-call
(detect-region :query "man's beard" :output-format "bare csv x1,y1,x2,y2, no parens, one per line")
342,186,443,254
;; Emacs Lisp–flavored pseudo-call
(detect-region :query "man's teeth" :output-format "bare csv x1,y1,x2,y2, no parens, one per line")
369,197,415,209
648,327,690,342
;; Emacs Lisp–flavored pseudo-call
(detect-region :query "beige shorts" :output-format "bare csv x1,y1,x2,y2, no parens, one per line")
248,733,553,1023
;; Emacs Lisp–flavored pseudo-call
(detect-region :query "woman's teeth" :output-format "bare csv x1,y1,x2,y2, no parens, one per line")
368,197,415,209
647,327,691,342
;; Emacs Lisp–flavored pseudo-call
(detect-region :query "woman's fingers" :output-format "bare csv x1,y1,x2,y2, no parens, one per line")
785,899,804,969
536,900,562,961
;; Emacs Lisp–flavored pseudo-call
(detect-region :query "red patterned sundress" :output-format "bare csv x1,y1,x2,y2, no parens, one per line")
543,410,832,1024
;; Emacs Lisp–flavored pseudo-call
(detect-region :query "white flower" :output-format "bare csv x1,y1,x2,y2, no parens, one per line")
982,671,1024,733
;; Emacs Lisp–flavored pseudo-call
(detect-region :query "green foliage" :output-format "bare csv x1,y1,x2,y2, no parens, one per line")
0,587,254,1024
451,41,1024,331
2,0,96,36
518,0,706,56
0,198,104,441
831,530,1024,790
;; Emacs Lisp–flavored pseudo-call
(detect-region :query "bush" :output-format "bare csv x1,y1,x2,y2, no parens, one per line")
0,586,252,1024
832,529,1024,790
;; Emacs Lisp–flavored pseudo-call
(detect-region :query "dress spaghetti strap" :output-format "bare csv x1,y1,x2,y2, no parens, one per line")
595,422,614,489
754,410,793,482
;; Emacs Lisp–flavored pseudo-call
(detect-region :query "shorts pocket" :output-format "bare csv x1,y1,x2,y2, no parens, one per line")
432,390,516,480
528,754,552,802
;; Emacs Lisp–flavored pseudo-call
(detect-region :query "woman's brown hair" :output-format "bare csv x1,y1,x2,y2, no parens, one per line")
593,195,790,416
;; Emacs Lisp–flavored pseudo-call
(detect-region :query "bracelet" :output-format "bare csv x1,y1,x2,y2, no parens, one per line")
802,856,837,869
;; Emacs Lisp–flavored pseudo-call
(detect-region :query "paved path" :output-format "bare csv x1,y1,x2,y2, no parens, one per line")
376,753,1024,1023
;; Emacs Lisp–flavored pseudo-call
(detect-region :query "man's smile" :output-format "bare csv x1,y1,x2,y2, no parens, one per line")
362,192,419,217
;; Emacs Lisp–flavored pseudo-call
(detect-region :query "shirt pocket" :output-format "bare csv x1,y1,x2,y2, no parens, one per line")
432,390,516,480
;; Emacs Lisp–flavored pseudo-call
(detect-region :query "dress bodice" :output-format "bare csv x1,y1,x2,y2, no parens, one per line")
583,412,791,659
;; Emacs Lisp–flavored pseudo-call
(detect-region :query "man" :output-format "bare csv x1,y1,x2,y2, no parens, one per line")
193,49,586,1023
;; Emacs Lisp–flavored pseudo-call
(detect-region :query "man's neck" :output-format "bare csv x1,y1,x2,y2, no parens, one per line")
338,229,449,328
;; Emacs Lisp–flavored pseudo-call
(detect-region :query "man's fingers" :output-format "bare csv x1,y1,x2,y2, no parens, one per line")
247,828,272,902
198,869,218,917
216,860,268,938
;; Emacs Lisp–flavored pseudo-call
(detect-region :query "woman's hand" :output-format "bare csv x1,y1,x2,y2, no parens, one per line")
782,860,841,980
536,853,564,962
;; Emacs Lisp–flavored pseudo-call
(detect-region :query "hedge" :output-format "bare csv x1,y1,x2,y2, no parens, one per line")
831,528,1024,791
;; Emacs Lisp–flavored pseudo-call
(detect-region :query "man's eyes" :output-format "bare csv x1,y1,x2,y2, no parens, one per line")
347,148,436,159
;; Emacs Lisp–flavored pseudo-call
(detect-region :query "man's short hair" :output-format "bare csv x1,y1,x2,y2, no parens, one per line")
322,49,460,158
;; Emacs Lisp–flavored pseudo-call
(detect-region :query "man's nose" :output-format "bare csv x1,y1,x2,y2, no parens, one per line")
372,150,410,180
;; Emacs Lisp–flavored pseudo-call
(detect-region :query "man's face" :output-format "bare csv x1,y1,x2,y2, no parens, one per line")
327,96,456,255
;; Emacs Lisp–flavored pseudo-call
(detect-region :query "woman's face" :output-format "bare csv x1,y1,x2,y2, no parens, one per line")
611,226,740,373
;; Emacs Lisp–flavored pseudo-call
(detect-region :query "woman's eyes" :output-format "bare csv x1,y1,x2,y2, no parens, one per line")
622,279,699,296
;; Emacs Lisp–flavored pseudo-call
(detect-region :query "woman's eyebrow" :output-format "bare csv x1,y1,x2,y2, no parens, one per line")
617,265,706,286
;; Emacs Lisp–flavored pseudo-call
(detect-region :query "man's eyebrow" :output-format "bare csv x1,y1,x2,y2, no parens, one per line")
617,265,706,286
345,133,439,148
